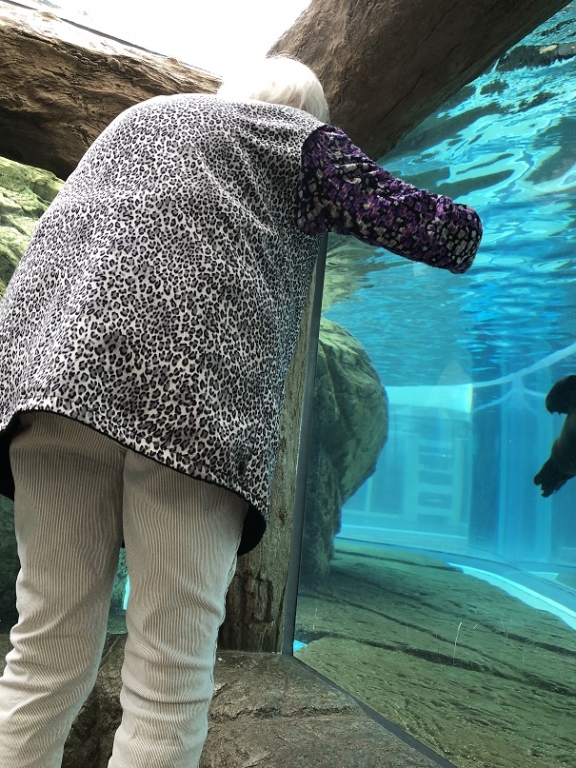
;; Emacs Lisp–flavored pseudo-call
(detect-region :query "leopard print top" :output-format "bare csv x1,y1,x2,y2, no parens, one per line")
0,94,481,554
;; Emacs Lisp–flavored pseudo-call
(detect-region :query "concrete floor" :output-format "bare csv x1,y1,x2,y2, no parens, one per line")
1,633,451,767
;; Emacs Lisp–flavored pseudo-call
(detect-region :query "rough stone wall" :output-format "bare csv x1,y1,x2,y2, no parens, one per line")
0,156,61,294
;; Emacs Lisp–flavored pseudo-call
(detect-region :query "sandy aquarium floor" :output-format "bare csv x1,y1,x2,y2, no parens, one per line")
295,543,576,768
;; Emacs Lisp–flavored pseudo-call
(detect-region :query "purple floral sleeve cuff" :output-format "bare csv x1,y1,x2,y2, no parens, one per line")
295,126,482,274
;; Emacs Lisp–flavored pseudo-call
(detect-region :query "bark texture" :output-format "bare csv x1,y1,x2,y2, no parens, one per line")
269,0,572,159
0,2,220,179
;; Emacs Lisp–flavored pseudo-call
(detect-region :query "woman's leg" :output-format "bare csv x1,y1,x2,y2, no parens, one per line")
109,452,246,768
0,412,125,768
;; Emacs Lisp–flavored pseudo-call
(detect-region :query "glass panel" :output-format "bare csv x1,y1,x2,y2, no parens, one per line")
295,4,576,768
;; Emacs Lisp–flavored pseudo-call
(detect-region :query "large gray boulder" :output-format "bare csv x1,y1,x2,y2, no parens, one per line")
301,318,388,584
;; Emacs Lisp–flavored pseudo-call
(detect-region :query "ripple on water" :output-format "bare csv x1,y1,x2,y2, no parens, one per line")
327,33,576,385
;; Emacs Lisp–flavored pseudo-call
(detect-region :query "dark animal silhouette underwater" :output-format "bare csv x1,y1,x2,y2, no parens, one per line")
534,374,576,497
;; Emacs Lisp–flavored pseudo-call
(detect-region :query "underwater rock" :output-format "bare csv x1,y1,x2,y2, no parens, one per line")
300,318,388,584
321,234,401,312
296,544,576,768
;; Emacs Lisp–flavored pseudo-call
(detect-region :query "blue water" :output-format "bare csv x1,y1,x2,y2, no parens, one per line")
327,24,576,384
326,4,576,587
294,9,576,767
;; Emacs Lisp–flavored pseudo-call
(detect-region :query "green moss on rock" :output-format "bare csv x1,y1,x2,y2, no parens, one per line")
0,156,63,296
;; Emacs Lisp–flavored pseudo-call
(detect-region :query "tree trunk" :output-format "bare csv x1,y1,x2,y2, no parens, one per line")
269,0,571,159
219,276,317,652
0,0,569,652
0,2,220,179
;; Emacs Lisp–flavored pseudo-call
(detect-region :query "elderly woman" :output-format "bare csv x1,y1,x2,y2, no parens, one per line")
0,56,482,768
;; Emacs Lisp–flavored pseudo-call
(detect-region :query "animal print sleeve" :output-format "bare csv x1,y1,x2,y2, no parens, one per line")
295,125,482,274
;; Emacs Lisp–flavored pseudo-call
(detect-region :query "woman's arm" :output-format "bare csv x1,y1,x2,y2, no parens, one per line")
296,125,482,274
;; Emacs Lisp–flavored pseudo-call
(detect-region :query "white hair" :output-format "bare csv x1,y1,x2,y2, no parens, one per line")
217,56,330,123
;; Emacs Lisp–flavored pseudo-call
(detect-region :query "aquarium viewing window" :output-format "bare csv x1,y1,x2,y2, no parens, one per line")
290,4,576,768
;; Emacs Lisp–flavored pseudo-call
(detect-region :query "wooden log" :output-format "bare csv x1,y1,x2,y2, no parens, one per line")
269,0,572,159
219,280,316,652
0,2,220,178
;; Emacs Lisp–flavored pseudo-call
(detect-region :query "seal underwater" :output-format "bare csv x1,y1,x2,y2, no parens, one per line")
534,374,576,496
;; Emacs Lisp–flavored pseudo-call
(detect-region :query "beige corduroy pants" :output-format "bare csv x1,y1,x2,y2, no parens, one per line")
0,412,246,768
